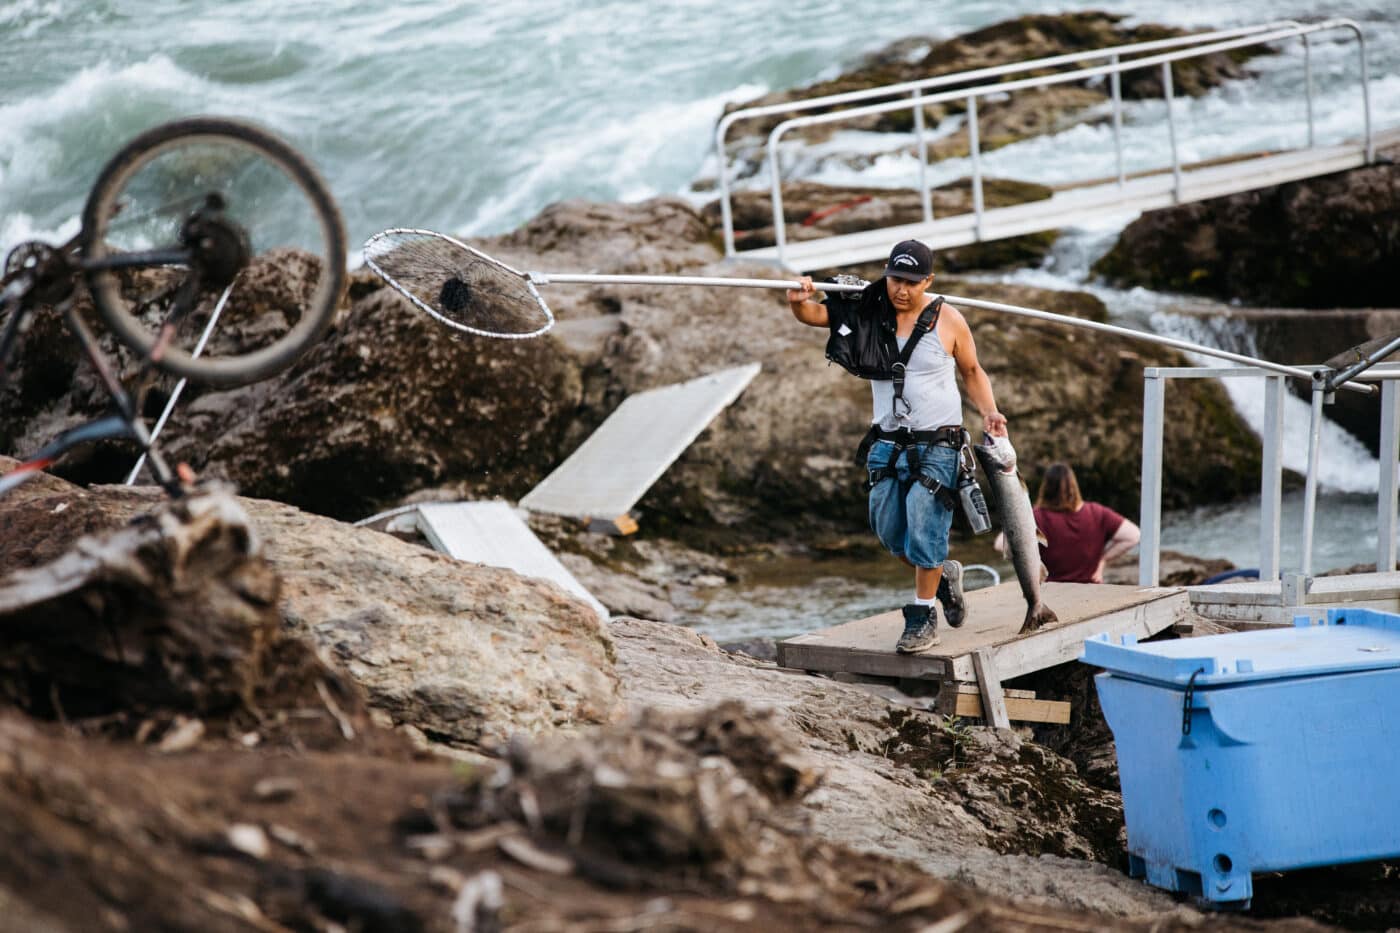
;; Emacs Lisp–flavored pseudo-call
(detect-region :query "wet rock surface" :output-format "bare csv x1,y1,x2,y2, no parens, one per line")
1093,158,1400,310
721,13,1261,154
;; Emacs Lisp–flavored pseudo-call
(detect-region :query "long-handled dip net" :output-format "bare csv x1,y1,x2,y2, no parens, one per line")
363,227,865,339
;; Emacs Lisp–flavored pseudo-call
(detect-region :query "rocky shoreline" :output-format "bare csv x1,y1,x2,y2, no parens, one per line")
3,10,1400,931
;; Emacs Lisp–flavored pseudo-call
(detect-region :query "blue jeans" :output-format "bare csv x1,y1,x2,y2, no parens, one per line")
867,440,959,569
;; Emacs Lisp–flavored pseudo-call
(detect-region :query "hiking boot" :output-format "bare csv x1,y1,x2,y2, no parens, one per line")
896,603,940,653
937,559,966,628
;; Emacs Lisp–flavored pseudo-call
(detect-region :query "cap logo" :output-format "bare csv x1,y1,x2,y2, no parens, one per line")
892,254,919,267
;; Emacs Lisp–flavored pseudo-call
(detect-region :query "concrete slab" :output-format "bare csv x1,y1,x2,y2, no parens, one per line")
415,501,608,622
777,581,1186,683
519,363,761,524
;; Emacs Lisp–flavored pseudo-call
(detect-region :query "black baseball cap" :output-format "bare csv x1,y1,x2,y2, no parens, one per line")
883,239,934,281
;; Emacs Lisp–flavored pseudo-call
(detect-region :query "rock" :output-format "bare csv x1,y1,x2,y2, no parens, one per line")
0,470,622,750
721,13,1262,149
1093,159,1400,309
0,491,283,723
608,617,1186,917
1167,305,1400,456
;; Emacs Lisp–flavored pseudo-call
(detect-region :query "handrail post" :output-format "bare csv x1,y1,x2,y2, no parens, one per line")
715,119,737,257
1110,53,1125,186
1139,370,1165,587
1355,27,1374,163
967,95,984,240
1302,35,1316,149
1379,379,1399,571
1300,371,1329,578
768,133,788,267
913,88,933,223
1162,61,1181,204
1259,375,1285,581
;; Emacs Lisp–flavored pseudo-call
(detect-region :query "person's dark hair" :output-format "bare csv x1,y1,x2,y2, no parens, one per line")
1036,462,1083,512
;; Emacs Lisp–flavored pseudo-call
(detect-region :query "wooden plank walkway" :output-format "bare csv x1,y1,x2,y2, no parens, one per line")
776,581,1186,685
738,129,1400,272
1189,570,1400,627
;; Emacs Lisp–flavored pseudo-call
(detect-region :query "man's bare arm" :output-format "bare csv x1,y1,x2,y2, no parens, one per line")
786,275,829,327
947,305,1007,436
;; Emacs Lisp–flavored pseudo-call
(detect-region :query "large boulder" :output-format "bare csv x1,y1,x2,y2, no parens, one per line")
0,194,1263,543
1093,160,1400,309
1162,306,1400,456
0,468,622,750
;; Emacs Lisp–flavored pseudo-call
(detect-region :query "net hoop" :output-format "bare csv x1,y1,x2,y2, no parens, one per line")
362,227,555,340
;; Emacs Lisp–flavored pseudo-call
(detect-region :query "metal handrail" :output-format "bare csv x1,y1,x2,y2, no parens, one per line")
941,292,1373,395
757,19,1370,266
1138,367,1399,591
713,20,1303,256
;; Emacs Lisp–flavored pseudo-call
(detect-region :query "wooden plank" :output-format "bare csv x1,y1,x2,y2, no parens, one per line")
985,589,1185,681
776,581,1184,683
952,690,1072,725
520,364,759,521
972,648,1011,730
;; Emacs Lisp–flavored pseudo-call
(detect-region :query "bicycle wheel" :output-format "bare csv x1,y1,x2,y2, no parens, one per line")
82,116,346,387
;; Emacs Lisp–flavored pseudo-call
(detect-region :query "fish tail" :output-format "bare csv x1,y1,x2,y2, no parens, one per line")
1019,604,1059,635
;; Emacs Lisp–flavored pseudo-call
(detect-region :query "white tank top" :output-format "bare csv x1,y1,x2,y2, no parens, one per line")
869,321,961,431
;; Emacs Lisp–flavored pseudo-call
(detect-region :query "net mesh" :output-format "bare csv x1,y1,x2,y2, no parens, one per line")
363,229,553,339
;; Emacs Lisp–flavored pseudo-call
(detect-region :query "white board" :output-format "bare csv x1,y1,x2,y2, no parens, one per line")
519,363,761,521
415,501,608,622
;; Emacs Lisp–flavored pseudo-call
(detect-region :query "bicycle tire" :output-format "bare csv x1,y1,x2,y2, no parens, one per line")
82,116,347,387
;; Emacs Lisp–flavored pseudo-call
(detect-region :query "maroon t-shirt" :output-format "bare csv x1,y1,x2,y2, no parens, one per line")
1032,502,1126,583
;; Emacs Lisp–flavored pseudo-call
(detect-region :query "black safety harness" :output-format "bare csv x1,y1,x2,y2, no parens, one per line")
859,424,963,508
889,296,943,422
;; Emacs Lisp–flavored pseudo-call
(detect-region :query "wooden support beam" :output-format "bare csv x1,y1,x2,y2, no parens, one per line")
585,514,638,536
951,684,1072,725
972,648,1011,730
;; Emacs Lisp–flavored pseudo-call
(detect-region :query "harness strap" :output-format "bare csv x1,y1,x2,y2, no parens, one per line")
891,296,944,419
863,432,958,510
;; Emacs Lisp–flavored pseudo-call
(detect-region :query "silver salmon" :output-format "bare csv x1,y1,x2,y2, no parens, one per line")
972,432,1058,634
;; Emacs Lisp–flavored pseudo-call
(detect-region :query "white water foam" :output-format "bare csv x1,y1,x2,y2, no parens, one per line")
463,82,768,237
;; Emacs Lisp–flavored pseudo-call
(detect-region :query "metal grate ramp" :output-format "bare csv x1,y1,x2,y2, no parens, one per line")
415,501,608,622
520,363,760,529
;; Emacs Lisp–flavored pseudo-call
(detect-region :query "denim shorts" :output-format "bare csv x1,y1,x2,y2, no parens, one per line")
866,440,959,569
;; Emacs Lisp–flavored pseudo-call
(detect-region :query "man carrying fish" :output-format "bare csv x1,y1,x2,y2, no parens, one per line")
787,239,1011,653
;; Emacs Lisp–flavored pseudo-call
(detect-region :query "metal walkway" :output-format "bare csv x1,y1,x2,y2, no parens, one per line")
715,18,1387,272
519,363,760,531
414,501,609,622
739,130,1400,272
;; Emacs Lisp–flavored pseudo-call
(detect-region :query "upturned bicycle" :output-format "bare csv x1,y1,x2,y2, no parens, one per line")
0,116,346,496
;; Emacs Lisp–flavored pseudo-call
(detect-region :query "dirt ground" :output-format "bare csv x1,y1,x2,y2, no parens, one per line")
0,486,1393,933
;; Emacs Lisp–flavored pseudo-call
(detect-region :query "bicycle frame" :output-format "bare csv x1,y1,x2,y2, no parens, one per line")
0,287,182,496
